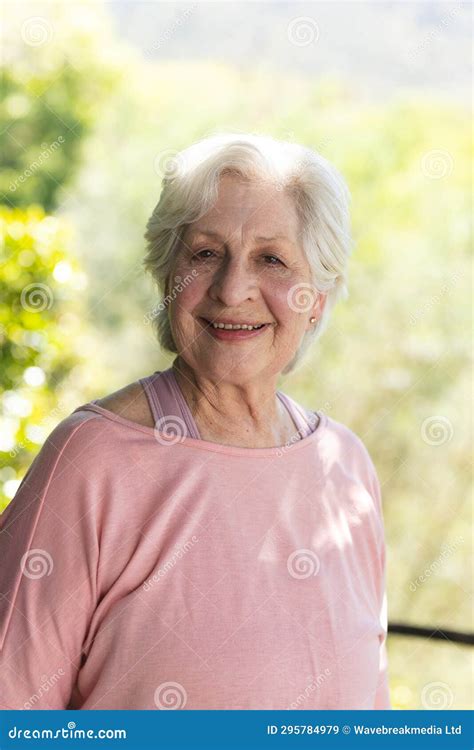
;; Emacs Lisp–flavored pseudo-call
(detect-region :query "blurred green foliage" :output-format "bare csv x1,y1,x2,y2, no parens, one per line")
0,205,88,512
0,2,123,211
0,4,471,710
0,2,124,508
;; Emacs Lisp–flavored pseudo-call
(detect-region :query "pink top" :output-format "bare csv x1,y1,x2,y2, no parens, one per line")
0,368,391,710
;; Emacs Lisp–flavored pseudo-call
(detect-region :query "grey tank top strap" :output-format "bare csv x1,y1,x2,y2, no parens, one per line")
139,368,317,442
138,369,201,439
276,391,315,439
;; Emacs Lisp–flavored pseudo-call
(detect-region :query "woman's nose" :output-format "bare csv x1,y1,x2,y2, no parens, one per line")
209,259,259,306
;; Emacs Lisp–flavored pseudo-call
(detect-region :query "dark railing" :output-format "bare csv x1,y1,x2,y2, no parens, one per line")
388,622,474,646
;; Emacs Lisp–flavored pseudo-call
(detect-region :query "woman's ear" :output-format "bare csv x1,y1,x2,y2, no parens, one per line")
316,292,327,317
309,292,327,326
304,293,327,332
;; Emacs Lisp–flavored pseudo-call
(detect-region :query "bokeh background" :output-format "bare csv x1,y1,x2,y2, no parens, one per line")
0,0,472,709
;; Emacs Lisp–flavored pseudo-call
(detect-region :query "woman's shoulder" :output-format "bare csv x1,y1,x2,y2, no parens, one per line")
326,414,384,509
2,380,153,521
319,413,380,479
19,379,154,481
93,379,154,428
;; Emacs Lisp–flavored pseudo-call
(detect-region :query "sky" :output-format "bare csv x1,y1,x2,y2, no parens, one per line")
106,1,471,102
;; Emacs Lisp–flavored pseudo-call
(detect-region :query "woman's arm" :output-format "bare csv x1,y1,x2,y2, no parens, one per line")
374,589,391,708
0,413,100,709
369,467,392,710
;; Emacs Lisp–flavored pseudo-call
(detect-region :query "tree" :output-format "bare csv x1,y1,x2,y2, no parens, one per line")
0,205,88,512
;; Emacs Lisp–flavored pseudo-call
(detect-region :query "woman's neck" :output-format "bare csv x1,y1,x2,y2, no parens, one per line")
171,357,300,448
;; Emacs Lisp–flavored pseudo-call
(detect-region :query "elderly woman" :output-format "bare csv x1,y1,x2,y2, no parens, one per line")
0,132,390,710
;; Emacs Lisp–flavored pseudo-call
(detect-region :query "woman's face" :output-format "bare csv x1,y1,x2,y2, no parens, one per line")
168,174,325,384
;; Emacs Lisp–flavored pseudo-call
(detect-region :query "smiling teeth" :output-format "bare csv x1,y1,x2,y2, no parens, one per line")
210,322,265,330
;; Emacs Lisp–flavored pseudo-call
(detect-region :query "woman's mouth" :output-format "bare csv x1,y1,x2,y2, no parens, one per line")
199,318,272,341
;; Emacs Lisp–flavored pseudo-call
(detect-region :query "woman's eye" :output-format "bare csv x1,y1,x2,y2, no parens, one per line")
192,249,216,260
264,255,283,266
190,250,284,266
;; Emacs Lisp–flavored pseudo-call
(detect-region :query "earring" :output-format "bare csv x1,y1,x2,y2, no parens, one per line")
310,317,316,323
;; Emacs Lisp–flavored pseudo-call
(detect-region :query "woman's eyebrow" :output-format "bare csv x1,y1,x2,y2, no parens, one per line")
190,229,294,244
190,229,221,239
256,234,293,243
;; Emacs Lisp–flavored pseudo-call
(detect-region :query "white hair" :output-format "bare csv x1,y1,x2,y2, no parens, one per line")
143,131,354,375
